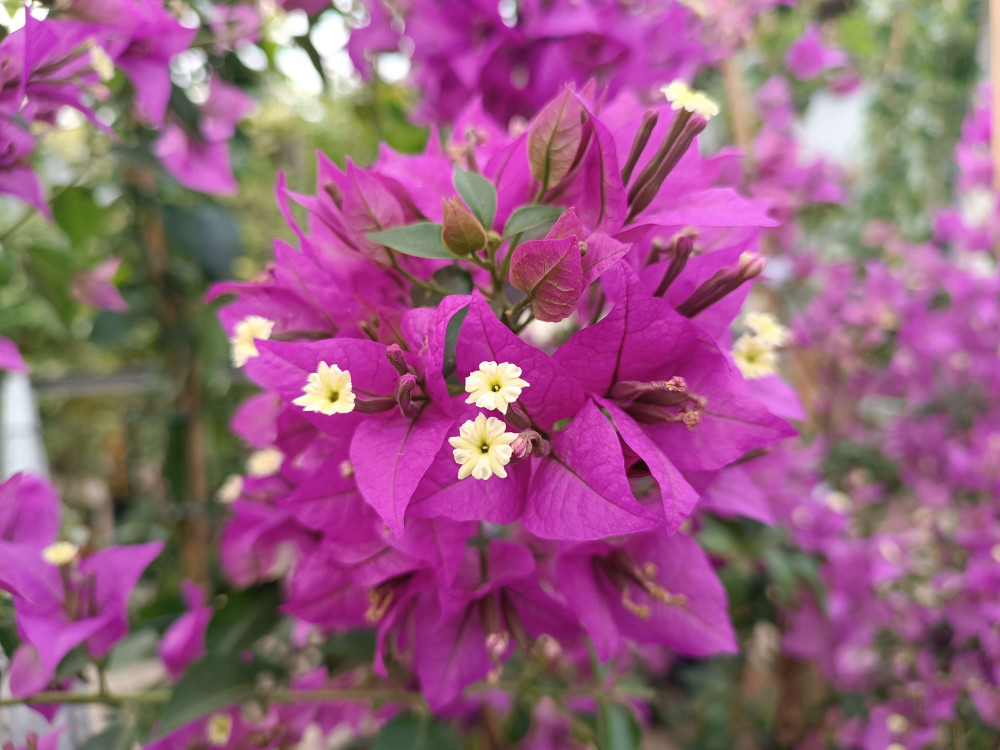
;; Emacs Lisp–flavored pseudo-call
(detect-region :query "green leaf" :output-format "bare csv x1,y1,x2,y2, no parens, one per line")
150,655,257,739
79,722,135,750
504,703,532,744
55,647,91,681
107,629,160,670
0,605,21,657
25,244,78,326
320,629,377,676
502,205,565,237
453,166,497,229
442,307,468,384
205,582,282,654
371,714,462,750
367,223,452,259
162,203,242,281
52,187,104,244
596,704,640,750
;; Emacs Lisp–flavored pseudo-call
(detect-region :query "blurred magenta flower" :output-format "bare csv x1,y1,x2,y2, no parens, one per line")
71,256,128,311
0,473,162,698
0,337,27,372
785,25,849,80
154,78,254,194
159,579,212,681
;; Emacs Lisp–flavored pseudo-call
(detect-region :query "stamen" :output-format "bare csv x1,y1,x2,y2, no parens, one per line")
621,589,650,619
365,586,395,623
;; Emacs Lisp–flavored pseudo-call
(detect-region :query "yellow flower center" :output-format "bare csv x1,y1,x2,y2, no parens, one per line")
42,541,79,566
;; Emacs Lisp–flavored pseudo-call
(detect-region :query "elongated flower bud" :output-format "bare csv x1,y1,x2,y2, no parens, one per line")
627,115,708,221
395,373,419,418
654,231,697,297
621,109,659,184
385,343,412,377
675,253,766,318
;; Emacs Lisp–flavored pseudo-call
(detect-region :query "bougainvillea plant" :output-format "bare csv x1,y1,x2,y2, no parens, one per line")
156,76,798,744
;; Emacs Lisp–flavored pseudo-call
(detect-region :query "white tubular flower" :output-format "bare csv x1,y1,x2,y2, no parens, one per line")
449,413,517,480
230,315,275,368
660,80,720,120
732,333,778,379
42,541,79,566
292,362,356,415
246,448,283,477
464,361,529,414
745,312,790,347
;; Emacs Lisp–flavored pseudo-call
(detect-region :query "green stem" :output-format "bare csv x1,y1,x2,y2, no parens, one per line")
0,679,652,712
389,253,453,297
511,310,535,335
0,689,171,708
507,296,531,326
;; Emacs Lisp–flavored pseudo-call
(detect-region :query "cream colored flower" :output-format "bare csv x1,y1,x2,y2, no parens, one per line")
464,361,529,414
230,315,275,368
246,448,283,477
732,333,778,379
660,80,720,120
216,474,243,504
89,44,115,81
745,312,790,347
292,362,356,415
449,413,517,480
42,541,79,566
207,713,233,746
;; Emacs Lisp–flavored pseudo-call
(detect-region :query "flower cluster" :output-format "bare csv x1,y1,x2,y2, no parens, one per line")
934,85,1000,256
189,80,797,741
0,472,162,704
764,218,1000,745
346,2,851,271
749,75,849,255
347,0,737,124
0,1,258,215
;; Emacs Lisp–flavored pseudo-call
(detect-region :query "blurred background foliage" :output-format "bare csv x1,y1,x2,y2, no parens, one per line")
0,0,992,747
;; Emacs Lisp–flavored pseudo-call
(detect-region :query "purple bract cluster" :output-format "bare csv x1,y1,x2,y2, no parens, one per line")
201,81,797,725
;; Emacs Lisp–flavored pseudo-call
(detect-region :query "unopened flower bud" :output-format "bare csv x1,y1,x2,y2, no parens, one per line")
736,252,767,282
621,109,659,185
627,115,707,221
654,231,697,296
510,429,549,459
385,343,411,377
485,631,510,661
395,373,419,418
442,197,488,256
323,180,343,209
676,254,766,319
